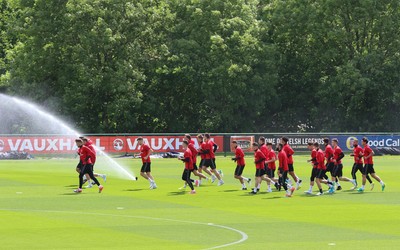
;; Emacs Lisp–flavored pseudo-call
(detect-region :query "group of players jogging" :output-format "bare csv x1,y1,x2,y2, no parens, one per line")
73,134,385,197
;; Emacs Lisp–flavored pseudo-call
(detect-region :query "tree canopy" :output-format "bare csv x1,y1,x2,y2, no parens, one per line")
1,0,399,133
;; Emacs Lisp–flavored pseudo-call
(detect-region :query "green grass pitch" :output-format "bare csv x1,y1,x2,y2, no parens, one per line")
0,155,399,249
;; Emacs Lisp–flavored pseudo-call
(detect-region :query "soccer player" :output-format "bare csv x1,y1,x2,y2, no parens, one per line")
250,143,274,194
358,137,386,192
74,138,103,193
265,142,279,191
350,139,374,190
82,137,107,188
331,138,356,190
178,140,196,194
314,142,334,196
231,140,251,190
281,137,302,189
197,134,216,182
323,138,337,187
184,134,208,187
200,134,224,186
277,143,295,197
304,142,318,194
258,137,272,191
136,137,157,189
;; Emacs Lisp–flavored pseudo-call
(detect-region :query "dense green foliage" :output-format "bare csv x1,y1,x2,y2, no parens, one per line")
1,0,399,133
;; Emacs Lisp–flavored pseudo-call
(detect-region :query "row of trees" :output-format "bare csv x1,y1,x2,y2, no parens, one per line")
1,0,400,133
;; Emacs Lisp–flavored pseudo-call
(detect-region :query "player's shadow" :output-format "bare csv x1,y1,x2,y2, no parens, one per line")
60,193,84,195
65,185,76,187
168,191,186,196
221,189,240,192
263,196,284,199
124,189,144,192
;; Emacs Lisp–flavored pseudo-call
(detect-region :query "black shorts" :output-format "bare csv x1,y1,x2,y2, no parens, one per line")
193,163,198,171
316,169,327,179
333,164,343,177
352,163,363,172
326,162,335,173
266,168,275,178
202,159,216,169
212,158,217,168
288,164,294,172
234,165,245,176
81,164,93,174
76,161,83,170
141,162,151,173
255,168,266,177
310,168,318,181
199,159,204,168
182,168,193,181
363,164,375,174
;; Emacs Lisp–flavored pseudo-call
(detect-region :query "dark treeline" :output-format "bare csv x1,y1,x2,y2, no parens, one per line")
1,0,400,133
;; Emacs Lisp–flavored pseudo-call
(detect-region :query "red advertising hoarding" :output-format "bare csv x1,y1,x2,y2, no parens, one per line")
0,135,224,154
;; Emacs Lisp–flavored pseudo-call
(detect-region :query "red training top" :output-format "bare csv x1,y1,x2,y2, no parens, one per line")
259,144,268,166
184,148,193,170
282,144,294,164
254,149,266,170
311,149,317,169
353,145,363,164
324,144,334,163
235,146,245,166
316,149,325,170
267,149,276,170
79,145,95,165
333,146,343,165
140,144,151,163
363,145,374,164
278,150,288,171
188,141,198,165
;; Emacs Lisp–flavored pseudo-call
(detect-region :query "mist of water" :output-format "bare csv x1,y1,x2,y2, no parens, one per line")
0,93,137,181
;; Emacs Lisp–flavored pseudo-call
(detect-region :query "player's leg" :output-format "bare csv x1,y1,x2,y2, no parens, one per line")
251,169,261,194
367,165,385,191
305,168,317,194
210,159,224,185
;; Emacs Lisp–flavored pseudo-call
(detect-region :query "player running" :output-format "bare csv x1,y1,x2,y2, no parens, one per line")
277,143,295,197
184,134,208,187
304,142,318,194
231,140,251,190
357,137,386,192
281,137,302,189
314,142,334,196
81,137,107,188
265,142,279,191
178,140,196,194
197,134,217,182
136,137,157,189
250,143,274,194
200,134,224,186
331,139,356,191
350,138,374,190
74,138,103,193
324,138,337,188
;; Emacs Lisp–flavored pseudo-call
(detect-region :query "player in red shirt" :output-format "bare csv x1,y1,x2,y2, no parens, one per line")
81,137,107,188
231,140,251,190
314,142,334,196
304,142,318,194
281,137,302,190
136,137,157,189
323,138,337,186
197,134,217,183
74,138,103,193
265,142,280,191
277,143,295,197
183,134,208,188
200,134,224,186
358,137,385,192
350,138,373,190
250,143,274,194
178,140,196,194
331,139,356,191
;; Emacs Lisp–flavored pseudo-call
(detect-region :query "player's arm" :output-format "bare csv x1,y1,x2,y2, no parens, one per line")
265,155,276,164
364,150,374,159
213,143,218,153
144,148,153,160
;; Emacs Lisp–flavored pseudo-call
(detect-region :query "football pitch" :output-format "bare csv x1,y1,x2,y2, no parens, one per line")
0,155,399,249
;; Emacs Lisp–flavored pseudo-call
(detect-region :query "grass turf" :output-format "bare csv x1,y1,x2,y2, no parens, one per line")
0,155,399,249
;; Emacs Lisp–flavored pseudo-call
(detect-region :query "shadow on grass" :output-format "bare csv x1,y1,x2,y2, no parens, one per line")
64,185,77,188
124,189,144,192
60,193,83,195
263,196,284,199
167,191,186,196
221,189,241,192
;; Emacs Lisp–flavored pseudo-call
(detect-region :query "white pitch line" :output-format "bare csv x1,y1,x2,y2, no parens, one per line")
0,208,248,249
